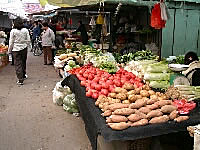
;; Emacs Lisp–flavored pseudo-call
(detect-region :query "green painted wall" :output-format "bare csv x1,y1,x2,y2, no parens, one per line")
162,2,200,57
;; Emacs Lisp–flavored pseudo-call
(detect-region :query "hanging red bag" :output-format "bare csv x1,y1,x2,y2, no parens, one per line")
151,3,166,29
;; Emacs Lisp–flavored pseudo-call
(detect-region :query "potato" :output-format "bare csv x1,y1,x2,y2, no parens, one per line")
109,99,121,104
127,90,136,95
135,110,147,119
147,110,163,119
95,101,100,106
161,105,177,113
113,108,135,116
174,116,189,122
135,88,142,94
102,110,112,117
147,99,159,105
131,119,149,127
146,103,159,110
106,117,112,123
109,103,130,111
108,122,129,130
155,100,172,107
128,114,142,122
169,110,178,120
128,95,137,102
122,100,131,104
138,107,151,114
122,83,135,90
156,92,162,97
116,93,127,100
140,90,150,97
149,115,169,124
148,90,156,96
142,85,151,91
115,87,127,93
108,93,117,98
110,115,128,123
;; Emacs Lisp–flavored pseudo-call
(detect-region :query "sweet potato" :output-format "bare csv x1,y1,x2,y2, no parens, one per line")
174,116,189,122
110,115,128,123
109,103,129,111
108,122,129,130
135,88,142,94
148,90,156,96
102,110,112,117
109,99,121,104
138,107,151,114
150,95,158,100
108,93,117,98
127,114,142,122
147,110,163,119
135,110,147,119
161,105,177,113
122,83,135,90
95,101,100,106
135,98,147,106
116,93,127,100
155,100,172,107
146,103,159,110
113,108,135,116
147,99,159,105
131,119,149,127
127,90,136,95
128,95,137,102
149,115,169,124
135,95,143,100
115,87,127,93
106,117,112,123
169,110,178,120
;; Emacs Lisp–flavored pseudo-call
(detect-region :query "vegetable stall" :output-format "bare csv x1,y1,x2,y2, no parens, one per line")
52,43,200,150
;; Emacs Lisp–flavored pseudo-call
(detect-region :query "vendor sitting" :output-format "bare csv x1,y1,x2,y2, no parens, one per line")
183,51,200,86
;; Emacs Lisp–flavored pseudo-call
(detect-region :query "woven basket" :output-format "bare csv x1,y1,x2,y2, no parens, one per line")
128,138,152,150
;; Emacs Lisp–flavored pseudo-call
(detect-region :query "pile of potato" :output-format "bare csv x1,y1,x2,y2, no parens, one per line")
95,83,189,130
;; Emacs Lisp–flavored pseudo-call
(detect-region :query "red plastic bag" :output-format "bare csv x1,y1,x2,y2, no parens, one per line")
151,3,166,29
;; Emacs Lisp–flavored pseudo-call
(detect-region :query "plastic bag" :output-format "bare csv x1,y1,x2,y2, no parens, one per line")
52,89,65,106
96,13,104,24
55,81,72,95
63,93,79,113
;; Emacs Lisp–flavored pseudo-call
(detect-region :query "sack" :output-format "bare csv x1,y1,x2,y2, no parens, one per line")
96,14,104,24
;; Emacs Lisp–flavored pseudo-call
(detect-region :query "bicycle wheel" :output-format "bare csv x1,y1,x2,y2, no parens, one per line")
33,43,43,56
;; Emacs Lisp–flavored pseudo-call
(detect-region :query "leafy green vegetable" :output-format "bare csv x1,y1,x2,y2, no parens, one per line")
149,80,170,89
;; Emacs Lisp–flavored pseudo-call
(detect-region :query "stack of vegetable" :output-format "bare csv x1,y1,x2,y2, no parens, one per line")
68,64,144,99
143,61,171,89
114,50,157,64
166,85,200,101
95,85,190,130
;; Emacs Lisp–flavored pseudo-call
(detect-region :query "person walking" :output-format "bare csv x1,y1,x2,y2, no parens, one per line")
41,22,55,65
8,18,31,85
31,21,41,49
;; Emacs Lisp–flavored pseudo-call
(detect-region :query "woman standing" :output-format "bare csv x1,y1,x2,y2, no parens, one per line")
41,22,55,65
8,18,31,85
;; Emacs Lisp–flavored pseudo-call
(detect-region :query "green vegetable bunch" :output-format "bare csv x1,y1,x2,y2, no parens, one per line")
99,61,117,73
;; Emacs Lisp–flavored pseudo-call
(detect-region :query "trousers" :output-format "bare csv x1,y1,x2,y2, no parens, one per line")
43,46,52,64
12,48,27,81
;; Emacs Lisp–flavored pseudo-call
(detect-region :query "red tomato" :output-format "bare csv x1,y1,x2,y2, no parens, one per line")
79,69,85,75
102,82,109,89
80,81,86,87
92,93,99,99
106,80,113,85
86,90,93,97
109,76,114,80
86,87,90,92
83,73,89,79
101,89,109,96
93,77,100,83
91,82,97,89
88,74,94,80
79,77,86,81
95,84,102,91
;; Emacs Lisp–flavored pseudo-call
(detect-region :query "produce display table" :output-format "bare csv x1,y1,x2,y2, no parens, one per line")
61,75,200,150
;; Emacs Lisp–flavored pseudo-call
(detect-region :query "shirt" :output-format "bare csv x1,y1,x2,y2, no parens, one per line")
8,28,31,52
41,27,55,47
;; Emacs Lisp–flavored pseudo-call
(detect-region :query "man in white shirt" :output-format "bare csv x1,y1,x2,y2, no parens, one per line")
41,22,55,65
8,18,31,85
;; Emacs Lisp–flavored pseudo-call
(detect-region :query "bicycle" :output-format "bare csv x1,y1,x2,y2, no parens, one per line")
32,36,43,56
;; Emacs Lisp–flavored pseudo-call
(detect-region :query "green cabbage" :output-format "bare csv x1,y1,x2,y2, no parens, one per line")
144,73,170,81
149,80,170,89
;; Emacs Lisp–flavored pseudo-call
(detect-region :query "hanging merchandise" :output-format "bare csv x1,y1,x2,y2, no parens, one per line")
96,13,104,25
89,16,96,26
160,2,170,21
151,2,166,29
68,18,72,25
102,15,107,36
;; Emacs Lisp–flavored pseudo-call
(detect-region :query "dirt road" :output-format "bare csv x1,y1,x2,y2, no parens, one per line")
0,53,91,150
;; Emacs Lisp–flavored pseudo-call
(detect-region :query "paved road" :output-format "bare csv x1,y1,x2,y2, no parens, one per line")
0,53,91,150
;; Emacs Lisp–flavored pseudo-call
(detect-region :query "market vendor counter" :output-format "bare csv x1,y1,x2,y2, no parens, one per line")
61,75,200,150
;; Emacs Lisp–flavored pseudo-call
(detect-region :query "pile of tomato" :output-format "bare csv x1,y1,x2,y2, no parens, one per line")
68,64,144,99
173,99,196,114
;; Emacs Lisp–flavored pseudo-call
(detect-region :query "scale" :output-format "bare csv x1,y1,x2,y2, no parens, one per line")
168,64,190,86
